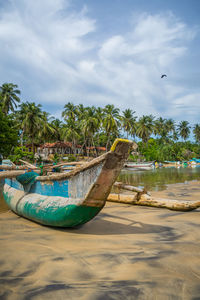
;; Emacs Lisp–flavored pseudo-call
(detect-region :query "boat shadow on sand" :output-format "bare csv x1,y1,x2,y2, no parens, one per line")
0,207,181,243
48,211,180,242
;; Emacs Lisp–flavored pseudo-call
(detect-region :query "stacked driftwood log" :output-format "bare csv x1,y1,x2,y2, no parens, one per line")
0,160,200,212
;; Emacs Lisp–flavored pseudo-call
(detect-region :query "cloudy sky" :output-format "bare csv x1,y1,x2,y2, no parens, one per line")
0,0,200,124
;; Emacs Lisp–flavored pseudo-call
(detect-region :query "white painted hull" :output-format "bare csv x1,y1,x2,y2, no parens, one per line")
124,162,154,169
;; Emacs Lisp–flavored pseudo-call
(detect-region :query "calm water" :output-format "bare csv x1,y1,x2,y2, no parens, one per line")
1,167,200,213
118,166,200,191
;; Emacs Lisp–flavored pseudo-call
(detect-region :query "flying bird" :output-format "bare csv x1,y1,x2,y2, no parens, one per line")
161,74,167,78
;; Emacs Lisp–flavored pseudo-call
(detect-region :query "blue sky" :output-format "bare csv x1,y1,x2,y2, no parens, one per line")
0,0,200,125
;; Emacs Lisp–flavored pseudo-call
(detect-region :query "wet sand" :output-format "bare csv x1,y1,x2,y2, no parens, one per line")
0,181,200,299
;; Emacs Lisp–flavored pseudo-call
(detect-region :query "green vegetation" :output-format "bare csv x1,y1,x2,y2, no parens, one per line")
66,154,77,162
0,83,20,114
137,139,200,162
0,82,200,161
0,108,18,157
8,147,34,163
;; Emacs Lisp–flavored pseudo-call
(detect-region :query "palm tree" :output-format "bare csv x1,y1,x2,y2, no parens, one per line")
15,101,35,147
94,107,104,147
95,107,104,127
62,118,80,154
38,112,56,142
172,129,179,141
103,104,121,150
136,115,154,143
0,83,21,114
81,106,99,156
51,119,64,141
193,124,200,144
154,117,167,139
165,118,176,140
76,104,86,122
121,109,136,138
62,102,77,121
177,121,191,141
19,102,43,152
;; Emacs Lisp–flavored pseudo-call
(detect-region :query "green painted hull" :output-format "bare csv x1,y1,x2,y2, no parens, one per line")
3,184,104,227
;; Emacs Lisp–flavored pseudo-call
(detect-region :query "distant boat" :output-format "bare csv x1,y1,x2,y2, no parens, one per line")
0,160,13,176
2,139,133,227
189,158,200,164
124,162,154,170
164,161,181,165
2,159,13,166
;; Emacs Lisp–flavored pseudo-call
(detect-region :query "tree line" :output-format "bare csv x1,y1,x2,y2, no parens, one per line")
0,82,200,161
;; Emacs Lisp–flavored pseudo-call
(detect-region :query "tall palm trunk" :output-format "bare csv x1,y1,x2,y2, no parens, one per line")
106,133,111,151
31,139,35,154
20,129,24,147
92,137,98,157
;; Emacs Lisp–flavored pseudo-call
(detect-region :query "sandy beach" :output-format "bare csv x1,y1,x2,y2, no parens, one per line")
0,180,200,300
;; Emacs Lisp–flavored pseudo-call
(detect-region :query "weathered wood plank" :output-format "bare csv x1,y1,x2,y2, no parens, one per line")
107,193,200,211
0,170,41,179
0,165,28,170
19,159,38,169
0,170,26,178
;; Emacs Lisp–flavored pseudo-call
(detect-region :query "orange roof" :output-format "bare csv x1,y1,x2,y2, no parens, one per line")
86,146,106,151
96,146,106,151
41,141,72,148
25,143,41,147
39,142,105,151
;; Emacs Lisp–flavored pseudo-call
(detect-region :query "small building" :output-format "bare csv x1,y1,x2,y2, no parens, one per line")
25,143,40,153
26,141,106,160
36,141,81,159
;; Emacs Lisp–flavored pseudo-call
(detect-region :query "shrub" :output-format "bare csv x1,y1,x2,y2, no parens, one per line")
8,146,34,163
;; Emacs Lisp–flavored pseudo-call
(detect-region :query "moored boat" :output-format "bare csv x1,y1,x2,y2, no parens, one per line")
2,139,133,227
124,161,154,169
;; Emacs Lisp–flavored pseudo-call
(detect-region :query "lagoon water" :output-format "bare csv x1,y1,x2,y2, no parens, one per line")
119,165,200,191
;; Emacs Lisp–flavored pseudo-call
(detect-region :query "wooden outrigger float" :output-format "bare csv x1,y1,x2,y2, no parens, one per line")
108,193,200,211
109,183,200,212
2,139,133,227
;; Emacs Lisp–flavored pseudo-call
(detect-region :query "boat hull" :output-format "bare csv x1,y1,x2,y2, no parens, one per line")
124,162,154,169
2,138,133,227
3,161,105,227
3,183,102,227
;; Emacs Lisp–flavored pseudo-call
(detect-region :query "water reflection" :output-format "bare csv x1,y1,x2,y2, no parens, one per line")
118,166,200,192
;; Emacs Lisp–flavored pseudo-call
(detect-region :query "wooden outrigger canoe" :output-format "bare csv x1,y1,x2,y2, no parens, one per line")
2,139,133,227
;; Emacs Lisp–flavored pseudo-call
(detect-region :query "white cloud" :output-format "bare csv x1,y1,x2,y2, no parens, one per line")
0,0,95,68
172,93,200,120
0,1,199,123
